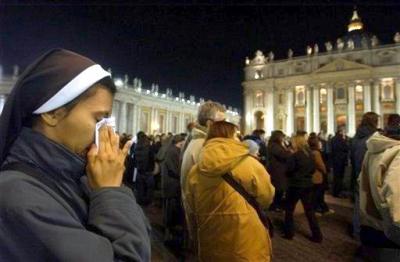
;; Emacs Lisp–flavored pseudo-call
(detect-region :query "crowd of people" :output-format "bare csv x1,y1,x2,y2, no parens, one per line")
1,49,400,261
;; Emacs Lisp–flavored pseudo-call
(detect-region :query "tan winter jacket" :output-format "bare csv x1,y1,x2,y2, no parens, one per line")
359,132,400,245
180,126,207,187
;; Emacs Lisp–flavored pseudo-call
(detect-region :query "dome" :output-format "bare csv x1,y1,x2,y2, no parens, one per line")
337,9,376,50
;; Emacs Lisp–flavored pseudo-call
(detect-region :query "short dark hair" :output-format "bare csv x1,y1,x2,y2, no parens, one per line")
252,129,266,137
387,114,400,127
359,112,379,130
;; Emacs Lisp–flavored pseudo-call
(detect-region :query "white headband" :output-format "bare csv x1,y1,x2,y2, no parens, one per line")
33,64,111,114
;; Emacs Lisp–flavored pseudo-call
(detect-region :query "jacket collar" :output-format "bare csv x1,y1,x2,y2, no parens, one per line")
4,127,86,183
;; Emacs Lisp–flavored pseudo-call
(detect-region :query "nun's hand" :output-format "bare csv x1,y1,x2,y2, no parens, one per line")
86,125,131,190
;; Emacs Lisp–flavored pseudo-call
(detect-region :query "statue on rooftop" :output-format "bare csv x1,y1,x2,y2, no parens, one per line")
337,38,344,51
371,35,379,47
268,51,274,62
306,45,312,56
313,44,319,55
288,48,293,59
347,38,355,50
325,41,333,52
394,32,400,43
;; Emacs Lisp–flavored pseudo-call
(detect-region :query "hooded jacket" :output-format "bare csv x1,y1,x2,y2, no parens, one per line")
182,138,275,261
359,132,400,245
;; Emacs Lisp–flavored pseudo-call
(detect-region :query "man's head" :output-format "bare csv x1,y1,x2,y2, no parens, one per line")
197,100,226,128
172,134,186,149
252,129,266,140
360,112,379,130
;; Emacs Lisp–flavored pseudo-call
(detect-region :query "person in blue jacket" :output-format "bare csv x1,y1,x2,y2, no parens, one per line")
0,49,151,261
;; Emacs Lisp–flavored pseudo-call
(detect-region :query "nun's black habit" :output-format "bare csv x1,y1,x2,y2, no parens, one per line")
0,49,151,261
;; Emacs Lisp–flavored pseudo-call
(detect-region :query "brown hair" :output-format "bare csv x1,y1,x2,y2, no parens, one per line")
360,112,379,130
206,121,237,141
291,134,310,155
308,136,320,150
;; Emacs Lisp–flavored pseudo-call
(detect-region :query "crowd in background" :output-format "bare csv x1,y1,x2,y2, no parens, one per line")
121,100,400,261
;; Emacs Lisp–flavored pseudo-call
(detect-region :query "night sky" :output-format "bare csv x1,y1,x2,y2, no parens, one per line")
1,1,400,111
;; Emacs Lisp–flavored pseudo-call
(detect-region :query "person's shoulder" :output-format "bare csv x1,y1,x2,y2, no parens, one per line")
0,171,57,211
239,155,265,172
186,138,205,152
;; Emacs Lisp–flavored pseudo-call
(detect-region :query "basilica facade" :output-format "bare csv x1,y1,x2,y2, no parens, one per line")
0,68,240,136
242,10,400,136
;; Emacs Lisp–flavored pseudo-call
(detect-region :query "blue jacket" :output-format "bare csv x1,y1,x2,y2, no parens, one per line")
0,128,151,261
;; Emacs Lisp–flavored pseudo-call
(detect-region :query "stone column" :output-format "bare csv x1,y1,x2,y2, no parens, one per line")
179,112,184,133
131,104,138,135
372,79,381,115
396,78,400,114
327,85,335,135
136,105,141,134
0,95,6,115
348,84,356,136
165,111,171,133
244,90,253,134
363,81,372,113
119,102,127,133
265,90,274,136
313,86,320,133
372,79,381,127
286,88,294,136
305,86,313,133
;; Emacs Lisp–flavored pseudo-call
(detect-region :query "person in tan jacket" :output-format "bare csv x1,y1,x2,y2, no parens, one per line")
182,121,275,261
359,131,400,261
308,133,331,215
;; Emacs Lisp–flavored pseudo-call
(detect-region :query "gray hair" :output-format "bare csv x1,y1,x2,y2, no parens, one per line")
197,100,226,126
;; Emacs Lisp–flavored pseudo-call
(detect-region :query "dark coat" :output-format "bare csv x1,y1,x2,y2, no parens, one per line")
134,140,154,174
161,144,181,198
286,149,316,188
266,143,292,190
0,128,151,261
351,126,376,178
331,134,349,172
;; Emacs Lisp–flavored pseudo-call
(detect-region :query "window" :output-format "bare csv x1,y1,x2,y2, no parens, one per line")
254,70,263,80
255,91,264,107
335,84,347,104
337,88,345,99
320,88,327,104
355,85,363,101
295,85,305,106
381,78,394,101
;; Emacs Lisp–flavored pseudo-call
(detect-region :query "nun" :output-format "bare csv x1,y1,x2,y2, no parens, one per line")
0,49,151,261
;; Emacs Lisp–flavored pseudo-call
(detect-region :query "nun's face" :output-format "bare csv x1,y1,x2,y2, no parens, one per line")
51,87,114,158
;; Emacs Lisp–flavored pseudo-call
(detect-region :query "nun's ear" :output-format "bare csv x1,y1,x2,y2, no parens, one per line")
39,108,68,127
